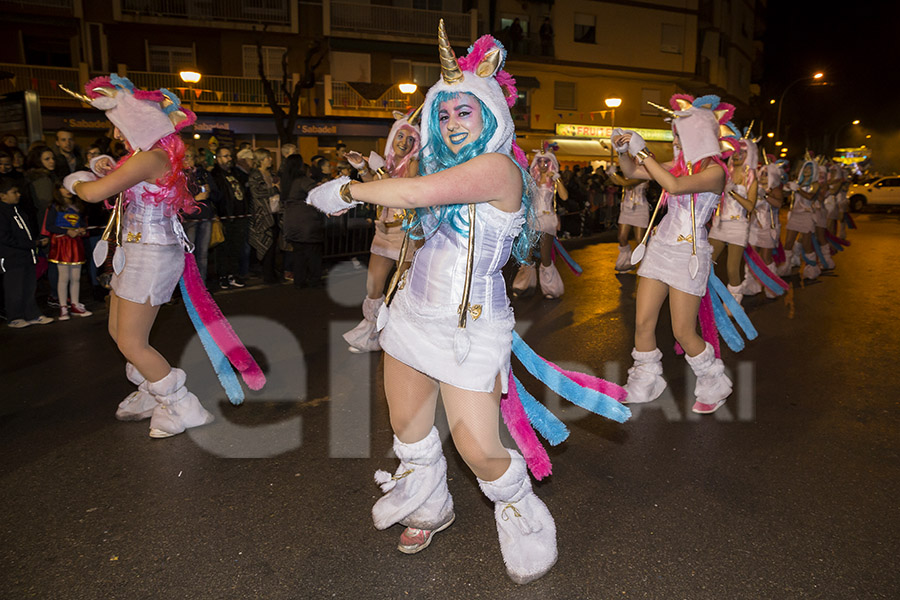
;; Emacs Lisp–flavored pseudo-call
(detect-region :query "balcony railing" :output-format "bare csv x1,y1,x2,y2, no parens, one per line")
117,0,295,31
326,0,474,44
127,71,293,106
328,79,424,116
0,0,73,8
0,64,81,101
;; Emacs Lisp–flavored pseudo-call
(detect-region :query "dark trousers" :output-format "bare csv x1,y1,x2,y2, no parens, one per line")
3,263,42,321
218,217,249,278
292,243,323,287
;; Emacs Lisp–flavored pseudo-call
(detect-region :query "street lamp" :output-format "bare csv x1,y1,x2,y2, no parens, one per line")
604,97,621,159
834,119,861,150
775,71,825,141
398,82,417,111
180,70,202,110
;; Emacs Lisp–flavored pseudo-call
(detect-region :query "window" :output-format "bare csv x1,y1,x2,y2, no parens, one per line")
391,60,412,83
554,81,576,111
412,64,441,88
23,35,72,67
661,24,683,54
243,45,286,79
148,45,195,73
641,88,663,116
574,13,596,44
330,51,371,83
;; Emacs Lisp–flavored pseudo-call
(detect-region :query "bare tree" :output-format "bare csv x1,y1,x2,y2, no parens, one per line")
257,40,326,144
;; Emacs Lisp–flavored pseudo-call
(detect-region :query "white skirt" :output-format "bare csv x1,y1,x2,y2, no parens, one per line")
379,287,513,394
637,236,712,297
370,222,405,261
812,207,827,228
111,243,185,306
708,218,750,247
748,222,780,249
786,210,815,234
535,211,559,235
618,202,650,228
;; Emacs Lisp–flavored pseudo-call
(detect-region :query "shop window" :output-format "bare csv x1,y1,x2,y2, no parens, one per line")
554,81,576,111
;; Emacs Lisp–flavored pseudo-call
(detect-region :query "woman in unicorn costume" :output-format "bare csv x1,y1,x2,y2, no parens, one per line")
742,157,786,297
307,23,563,584
612,94,735,414
608,168,651,272
61,75,215,437
511,144,569,298
342,111,421,352
781,158,821,280
709,129,758,306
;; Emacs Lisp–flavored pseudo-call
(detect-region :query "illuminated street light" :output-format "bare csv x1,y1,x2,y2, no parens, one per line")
179,71,202,84
769,99,776,104
775,141,783,146
604,97,622,108
193,133,201,140
776,71,825,140
866,134,872,139
398,83,417,95
852,119,860,125
767,132,774,138
813,72,824,79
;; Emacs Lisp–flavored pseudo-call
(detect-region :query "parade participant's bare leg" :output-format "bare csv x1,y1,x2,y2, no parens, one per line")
383,353,439,443
633,226,646,244
669,287,704,357
634,276,668,352
758,245,772,263
710,237,726,263
366,253,395,299
539,234,552,268
615,224,634,271
725,243,744,287
441,375,509,482
617,223,632,247
113,295,169,382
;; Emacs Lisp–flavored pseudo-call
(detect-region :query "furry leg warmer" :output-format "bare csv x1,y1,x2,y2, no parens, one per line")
614,244,632,272
741,263,762,296
539,263,564,298
802,253,821,280
116,362,157,421
622,348,667,404
478,449,557,585
512,264,537,295
685,342,732,414
147,368,214,438
343,295,384,352
372,427,455,531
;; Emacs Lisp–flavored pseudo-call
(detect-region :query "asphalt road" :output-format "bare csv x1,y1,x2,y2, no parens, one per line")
2,214,898,599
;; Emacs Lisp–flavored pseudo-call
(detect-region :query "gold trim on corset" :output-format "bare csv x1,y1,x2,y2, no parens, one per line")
125,232,142,243
457,303,482,321
676,234,694,243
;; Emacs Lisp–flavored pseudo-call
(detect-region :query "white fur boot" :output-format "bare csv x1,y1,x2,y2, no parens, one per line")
614,244,632,272
116,362,156,421
622,348,667,404
741,264,762,296
726,283,743,317
343,295,384,353
777,249,793,277
539,263,564,298
147,368,214,438
685,342,732,414
478,449,557,585
512,264,537,297
802,252,821,280
372,427,455,534
790,241,803,267
821,244,836,270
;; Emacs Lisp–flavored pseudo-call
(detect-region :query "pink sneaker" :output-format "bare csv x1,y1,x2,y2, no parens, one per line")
692,399,727,414
69,302,92,317
397,515,455,555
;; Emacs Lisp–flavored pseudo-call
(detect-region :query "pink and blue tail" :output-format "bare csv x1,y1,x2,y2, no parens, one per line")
180,252,266,404
825,230,850,253
551,238,583,275
707,273,758,353
743,246,789,297
500,331,630,479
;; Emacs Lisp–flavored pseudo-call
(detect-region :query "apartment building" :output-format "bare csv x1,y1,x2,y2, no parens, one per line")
0,0,764,162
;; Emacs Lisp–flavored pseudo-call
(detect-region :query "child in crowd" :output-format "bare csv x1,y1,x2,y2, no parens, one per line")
0,178,53,328
45,183,92,320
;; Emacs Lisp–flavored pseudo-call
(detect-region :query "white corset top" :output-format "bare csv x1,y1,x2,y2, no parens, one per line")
121,181,189,247
654,191,720,245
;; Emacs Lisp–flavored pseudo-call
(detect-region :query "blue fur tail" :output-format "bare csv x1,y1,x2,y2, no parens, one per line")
511,375,570,445
811,235,828,266
706,277,745,352
552,238,583,275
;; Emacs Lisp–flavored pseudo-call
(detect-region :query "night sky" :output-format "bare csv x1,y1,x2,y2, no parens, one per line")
761,1,900,168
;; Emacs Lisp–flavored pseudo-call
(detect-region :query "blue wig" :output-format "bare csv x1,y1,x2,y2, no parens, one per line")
797,161,816,188
408,90,539,265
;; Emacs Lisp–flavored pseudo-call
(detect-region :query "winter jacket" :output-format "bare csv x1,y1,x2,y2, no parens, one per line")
0,202,39,270
282,177,323,243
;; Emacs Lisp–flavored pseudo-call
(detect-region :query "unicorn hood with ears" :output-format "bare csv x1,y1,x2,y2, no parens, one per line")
530,142,560,183
61,74,196,152
651,94,735,167
384,109,421,178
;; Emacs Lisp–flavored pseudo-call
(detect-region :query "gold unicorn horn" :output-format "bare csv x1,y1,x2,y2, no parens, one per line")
647,101,677,118
438,19,463,84
408,103,424,126
743,120,755,139
59,85,93,104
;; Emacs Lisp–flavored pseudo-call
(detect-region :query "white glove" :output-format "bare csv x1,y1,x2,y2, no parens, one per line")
627,131,647,157
89,154,116,176
344,151,366,170
306,176,361,215
63,171,98,195
787,181,799,191
610,128,629,153
367,151,386,172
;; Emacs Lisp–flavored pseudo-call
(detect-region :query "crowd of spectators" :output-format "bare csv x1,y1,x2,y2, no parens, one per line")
1,130,640,328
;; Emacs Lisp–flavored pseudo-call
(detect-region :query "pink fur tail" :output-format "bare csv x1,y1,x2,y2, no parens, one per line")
540,356,627,401
744,246,789,293
182,253,266,390
772,240,786,265
501,369,552,480
825,230,851,247
699,291,721,358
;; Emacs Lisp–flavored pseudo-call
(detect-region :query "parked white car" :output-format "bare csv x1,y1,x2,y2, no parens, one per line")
848,176,900,211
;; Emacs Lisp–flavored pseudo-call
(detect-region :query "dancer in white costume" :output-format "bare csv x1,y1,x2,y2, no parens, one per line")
782,158,821,280
709,132,758,306
308,24,556,585
61,75,213,437
812,160,836,270
743,158,785,298
613,94,734,415
608,169,650,272
343,112,421,352
511,144,568,298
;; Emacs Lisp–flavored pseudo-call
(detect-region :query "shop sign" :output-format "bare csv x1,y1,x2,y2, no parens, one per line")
555,123,673,142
